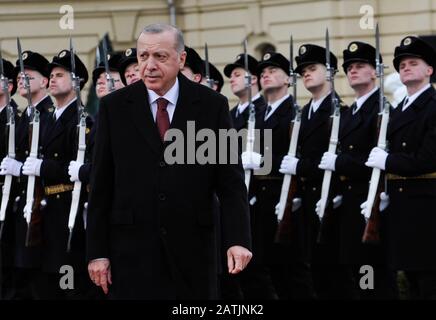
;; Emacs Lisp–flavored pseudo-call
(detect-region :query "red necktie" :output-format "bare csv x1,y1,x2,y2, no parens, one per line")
156,97,170,141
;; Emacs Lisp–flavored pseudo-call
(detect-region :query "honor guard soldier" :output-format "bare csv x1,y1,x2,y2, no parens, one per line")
224,53,266,131
2,51,53,299
21,49,94,299
365,36,436,299
93,52,124,98
181,46,204,83
319,41,397,299
280,44,344,298
239,52,294,299
118,48,140,86
0,58,18,299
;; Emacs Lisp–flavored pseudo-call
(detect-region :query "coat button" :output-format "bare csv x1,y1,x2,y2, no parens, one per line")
54,153,58,158
56,194,60,199
349,145,354,150
312,187,316,191
348,185,352,190
25,150,29,155
398,187,403,192
159,161,166,167
402,142,406,147
158,193,166,201
262,186,266,191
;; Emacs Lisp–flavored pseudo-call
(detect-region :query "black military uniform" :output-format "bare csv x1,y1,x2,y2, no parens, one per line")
118,48,137,86
6,51,54,300
243,52,295,299
0,58,18,299
36,50,95,299
294,44,344,299
334,42,396,299
383,36,436,299
225,53,266,130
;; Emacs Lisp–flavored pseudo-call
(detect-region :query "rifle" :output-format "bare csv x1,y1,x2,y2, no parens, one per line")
242,39,256,191
0,46,15,241
361,23,388,244
67,38,87,252
102,37,115,93
316,29,341,243
204,43,215,89
274,35,301,244
18,39,43,247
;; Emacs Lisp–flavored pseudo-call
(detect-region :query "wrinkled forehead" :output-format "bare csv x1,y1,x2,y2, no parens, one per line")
137,31,177,53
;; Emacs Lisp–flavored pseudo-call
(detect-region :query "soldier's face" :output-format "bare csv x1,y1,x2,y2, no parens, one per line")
96,72,124,98
260,66,289,91
124,63,140,85
230,67,246,95
49,67,73,97
399,57,433,86
137,31,186,96
301,63,327,91
346,62,376,89
16,69,47,97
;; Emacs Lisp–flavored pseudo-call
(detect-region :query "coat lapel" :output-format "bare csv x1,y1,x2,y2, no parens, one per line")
388,86,434,136
43,99,77,148
127,80,162,156
300,95,332,141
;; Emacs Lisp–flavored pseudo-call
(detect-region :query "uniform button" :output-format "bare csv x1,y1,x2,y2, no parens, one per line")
56,194,60,199
159,161,166,167
25,150,29,155
398,187,403,192
349,145,354,150
262,186,266,191
402,142,406,147
158,193,166,201
312,187,316,191
160,227,167,235
22,190,25,194
41,154,44,158
39,146,43,150
54,153,58,158
348,185,352,190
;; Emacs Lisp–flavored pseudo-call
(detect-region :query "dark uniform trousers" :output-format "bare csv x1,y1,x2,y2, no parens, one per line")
334,89,397,299
295,94,345,299
384,86,436,299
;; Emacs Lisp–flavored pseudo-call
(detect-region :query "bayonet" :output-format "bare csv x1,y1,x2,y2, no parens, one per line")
204,43,214,89
102,36,115,93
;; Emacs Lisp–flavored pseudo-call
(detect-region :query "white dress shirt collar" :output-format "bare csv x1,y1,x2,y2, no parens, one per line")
237,92,261,115
265,94,290,121
55,97,77,120
402,83,431,111
147,78,179,122
354,86,379,114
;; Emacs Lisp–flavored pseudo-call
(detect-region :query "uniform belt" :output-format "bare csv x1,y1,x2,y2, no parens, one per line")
386,172,436,180
254,175,282,181
44,183,74,195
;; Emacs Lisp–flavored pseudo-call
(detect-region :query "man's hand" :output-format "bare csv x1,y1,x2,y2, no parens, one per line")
365,147,388,170
241,151,263,170
68,161,82,182
279,155,299,175
22,157,42,176
227,245,252,274
0,157,23,177
318,152,337,171
88,258,112,294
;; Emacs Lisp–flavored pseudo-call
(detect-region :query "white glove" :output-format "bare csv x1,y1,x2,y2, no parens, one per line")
68,161,82,182
379,192,390,211
365,147,388,170
318,152,337,171
22,157,42,177
241,151,263,170
315,199,322,217
332,195,343,209
279,155,299,175
0,157,23,177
